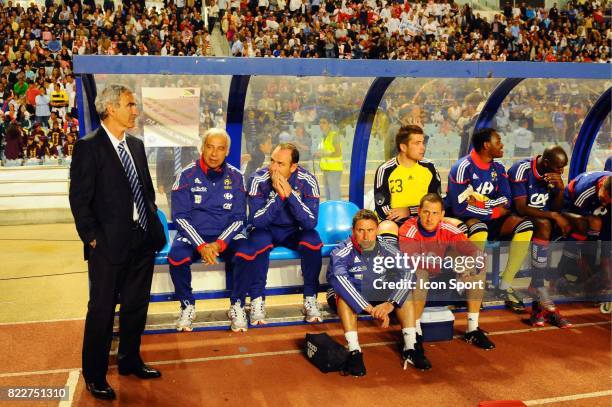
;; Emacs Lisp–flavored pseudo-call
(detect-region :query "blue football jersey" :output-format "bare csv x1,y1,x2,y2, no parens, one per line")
564,171,611,216
508,156,554,210
447,150,512,221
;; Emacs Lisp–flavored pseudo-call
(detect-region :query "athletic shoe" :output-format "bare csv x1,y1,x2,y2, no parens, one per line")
176,304,195,332
343,350,366,377
303,296,323,323
402,348,432,371
249,296,266,325
228,301,248,332
529,302,546,327
463,327,496,350
545,308,573,329
498,287,526,313
415,334,424,352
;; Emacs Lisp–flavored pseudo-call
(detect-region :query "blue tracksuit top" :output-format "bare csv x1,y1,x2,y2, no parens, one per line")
327,236,411,314
508,156,557,211
247,166,320,230
447,150,512,221
171,158,246,251
564,171,611,216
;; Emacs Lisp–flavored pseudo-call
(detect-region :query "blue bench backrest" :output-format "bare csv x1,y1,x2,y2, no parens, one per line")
315,200,360,244
155,201,360,264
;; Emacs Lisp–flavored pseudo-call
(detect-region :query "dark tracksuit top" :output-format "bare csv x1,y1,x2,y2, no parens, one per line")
327,236,410,314
170,158,246,261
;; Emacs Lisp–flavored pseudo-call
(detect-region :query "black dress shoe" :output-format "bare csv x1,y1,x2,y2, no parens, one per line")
86,381,116,400
118,364,161,379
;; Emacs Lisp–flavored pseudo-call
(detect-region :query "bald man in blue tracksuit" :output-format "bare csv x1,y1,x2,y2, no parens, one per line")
229,143,323,329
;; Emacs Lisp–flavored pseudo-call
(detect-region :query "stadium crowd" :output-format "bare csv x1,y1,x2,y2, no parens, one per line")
226,0,611,61
0,0,609,166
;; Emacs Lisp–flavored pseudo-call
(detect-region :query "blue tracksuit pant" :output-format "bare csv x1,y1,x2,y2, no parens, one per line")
232,226,323,304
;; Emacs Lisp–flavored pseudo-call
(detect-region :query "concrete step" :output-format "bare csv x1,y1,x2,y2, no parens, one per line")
140,303,339,333
211,25,230,56
136,287,546,334
0,166,69,182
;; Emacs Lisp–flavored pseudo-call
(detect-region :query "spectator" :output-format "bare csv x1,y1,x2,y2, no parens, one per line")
0,0,607,173
49,120,65,148
13,75,28,98
511,115,535,158
63,112,79,134
16,105,32,130
4,122,23,161
47,34,62,53
25,79,41,114
63,131,76,157
244,132,273,178
35,86,51,128
25,135,39,160
317,116,343,201
49,82,69,114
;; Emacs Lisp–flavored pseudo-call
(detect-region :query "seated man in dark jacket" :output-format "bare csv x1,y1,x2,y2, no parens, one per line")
327,209,412,377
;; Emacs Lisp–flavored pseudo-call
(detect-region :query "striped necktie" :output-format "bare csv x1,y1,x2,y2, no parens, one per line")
174,147,182,177
117,141,148,231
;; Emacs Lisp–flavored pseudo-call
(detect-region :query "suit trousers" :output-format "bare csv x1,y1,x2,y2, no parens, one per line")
82,225,155,382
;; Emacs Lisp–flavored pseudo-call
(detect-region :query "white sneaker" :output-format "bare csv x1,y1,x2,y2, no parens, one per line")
303,295,322,323
228,301,248,332
176,304,196,332
249,296,266,325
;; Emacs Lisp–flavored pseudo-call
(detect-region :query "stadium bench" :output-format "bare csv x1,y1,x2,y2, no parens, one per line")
152,201,515,302
153,201,360,301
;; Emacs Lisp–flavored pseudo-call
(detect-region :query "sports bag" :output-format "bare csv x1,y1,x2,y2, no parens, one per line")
304,333,349,373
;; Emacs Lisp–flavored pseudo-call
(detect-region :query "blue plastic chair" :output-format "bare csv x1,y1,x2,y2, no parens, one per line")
316,200,360,245
268,200,359,260
155,209,171,265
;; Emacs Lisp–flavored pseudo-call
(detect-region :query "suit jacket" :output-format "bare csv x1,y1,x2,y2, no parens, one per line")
69,127,166,264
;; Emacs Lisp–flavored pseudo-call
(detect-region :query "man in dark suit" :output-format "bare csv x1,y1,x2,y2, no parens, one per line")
69,84,167,400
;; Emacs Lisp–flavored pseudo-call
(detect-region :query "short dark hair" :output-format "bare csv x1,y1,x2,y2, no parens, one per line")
471,128,498,152
352,209,379,229
276,142,299,164
419,193,445,210
395,125,424,152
